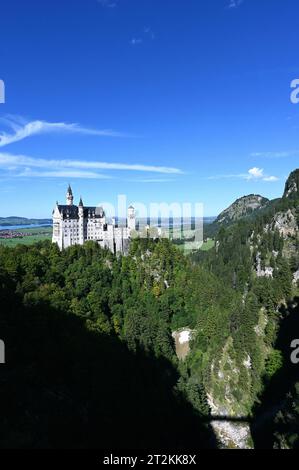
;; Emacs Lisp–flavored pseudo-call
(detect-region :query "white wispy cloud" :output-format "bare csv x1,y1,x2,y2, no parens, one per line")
251,150,299,158
130,38,143,46
263,175,279,182
248,167,263,179
208,167,278,182
130,27,155,46
144,26,155,40
0,152,183,177
97,0,117,8
0,116,129,148
17,168,111,179
244,167,279,182
227,0,244,8
130,178,174,183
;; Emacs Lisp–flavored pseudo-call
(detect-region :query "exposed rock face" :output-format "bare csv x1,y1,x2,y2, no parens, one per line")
216,195,269,225
207,391,252,449
283,169,299,199
293,270,299,285
272,209,298,238
208,417,252,449
172,328,194,360
256,252,274,278
206,314,269,449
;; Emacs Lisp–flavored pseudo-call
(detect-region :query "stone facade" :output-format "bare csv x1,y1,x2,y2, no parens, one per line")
52,185,135,254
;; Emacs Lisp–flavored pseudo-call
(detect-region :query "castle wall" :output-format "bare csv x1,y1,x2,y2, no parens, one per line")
52,193,136,254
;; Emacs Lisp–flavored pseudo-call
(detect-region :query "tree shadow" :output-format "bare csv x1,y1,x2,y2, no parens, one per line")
250,297,299,448
0,291,217,449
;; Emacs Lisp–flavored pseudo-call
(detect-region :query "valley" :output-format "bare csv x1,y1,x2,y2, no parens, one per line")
0,169,298,449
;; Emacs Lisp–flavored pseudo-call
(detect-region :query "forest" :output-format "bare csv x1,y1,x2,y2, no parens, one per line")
0,176,298,448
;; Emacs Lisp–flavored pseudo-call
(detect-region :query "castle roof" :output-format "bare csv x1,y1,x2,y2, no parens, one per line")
57,205,105,219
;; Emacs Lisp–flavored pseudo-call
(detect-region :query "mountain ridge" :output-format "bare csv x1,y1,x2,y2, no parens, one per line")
215,194,270,225
207,169,299,235
0,216,52,227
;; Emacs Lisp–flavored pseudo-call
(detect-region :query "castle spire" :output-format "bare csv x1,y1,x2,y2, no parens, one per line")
66,184,74,206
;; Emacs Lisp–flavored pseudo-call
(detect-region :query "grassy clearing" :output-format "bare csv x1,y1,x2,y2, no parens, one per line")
200,239,215,251
0,227,52,247
176,238,215,254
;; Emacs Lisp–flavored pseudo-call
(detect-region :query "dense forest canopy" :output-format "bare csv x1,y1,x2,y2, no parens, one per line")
0,170,298,449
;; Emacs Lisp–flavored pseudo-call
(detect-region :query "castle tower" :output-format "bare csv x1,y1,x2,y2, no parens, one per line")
66,184,74,206
52,201,63,250
78,196,84,245
127,205,136,231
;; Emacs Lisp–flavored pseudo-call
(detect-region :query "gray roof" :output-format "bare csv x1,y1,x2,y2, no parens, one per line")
57,205,105,219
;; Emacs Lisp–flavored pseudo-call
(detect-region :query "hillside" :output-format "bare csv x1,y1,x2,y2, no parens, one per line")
215,194,270,225
0,216,52,227
0,239,221,448
0,169,298,449
205,170,299,240
191,169,299,447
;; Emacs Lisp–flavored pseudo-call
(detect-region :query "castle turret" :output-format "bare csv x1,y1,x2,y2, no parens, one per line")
78,196,84,211
127,205,136,231
52,201,63,250
78,196,84,245
66,184,74,206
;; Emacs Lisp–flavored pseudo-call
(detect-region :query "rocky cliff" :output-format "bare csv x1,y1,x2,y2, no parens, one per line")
215,195,269,226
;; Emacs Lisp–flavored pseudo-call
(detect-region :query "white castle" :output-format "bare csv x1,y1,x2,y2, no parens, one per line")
52,185,136,253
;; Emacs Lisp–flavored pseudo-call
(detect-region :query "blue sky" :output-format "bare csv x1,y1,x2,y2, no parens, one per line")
0,0,299,217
